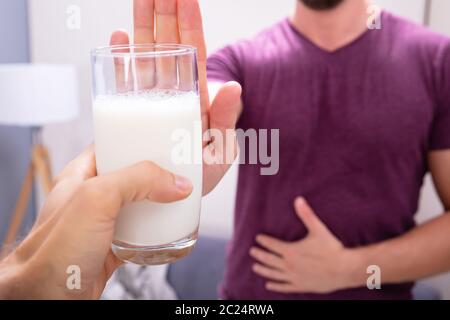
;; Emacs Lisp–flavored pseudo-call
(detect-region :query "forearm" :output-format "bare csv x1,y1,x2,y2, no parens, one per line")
349,212,450,286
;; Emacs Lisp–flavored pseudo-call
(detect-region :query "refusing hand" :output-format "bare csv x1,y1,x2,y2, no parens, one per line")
110,0,243,195
0,147,193,299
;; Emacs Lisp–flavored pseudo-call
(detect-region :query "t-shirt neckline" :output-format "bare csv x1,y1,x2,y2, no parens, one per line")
285,11,385,56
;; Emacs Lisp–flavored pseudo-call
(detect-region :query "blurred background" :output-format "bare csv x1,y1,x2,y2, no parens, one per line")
1,0,449,299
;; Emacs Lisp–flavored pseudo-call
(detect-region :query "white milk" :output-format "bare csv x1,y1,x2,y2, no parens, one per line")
93,90,202,246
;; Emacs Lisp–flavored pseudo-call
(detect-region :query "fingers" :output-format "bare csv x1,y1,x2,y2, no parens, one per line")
250,247,285,270
154,0,179,88
110,30,132,92
252,264,289,282
266,282,298,293
178,0,206,62
134,0,179,89
256,235,289,256
133,0,157,89
54,146,96,185
178,0,209,125
154,0,178,88
131,0,209,101
110,29,130,46
134,0,155,44
294,197,329,235
155,0,179,43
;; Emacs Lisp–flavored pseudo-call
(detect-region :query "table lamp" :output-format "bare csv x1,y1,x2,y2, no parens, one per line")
0,64,79,246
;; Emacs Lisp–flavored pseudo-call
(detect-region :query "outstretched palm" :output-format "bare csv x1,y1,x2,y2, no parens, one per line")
110,0,242,195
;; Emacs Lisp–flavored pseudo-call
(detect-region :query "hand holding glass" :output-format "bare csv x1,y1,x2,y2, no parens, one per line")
91,44,202,265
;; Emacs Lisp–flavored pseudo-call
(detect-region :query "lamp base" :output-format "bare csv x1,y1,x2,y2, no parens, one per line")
3,143,53,248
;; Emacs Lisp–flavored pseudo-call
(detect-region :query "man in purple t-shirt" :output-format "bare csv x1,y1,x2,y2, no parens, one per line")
117,0,450,300
206,0,450,299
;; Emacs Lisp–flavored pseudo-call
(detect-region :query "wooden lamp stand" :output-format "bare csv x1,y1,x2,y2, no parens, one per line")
4,128,53,247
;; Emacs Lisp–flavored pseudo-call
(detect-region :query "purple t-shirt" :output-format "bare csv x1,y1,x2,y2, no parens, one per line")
207,11,450,300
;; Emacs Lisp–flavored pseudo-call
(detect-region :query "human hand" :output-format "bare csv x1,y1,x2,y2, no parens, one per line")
110,0,242,195
0,147,192,299
250,198,361,294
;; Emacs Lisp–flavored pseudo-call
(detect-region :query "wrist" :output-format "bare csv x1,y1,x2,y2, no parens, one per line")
2,251,87,299
0,252,58,299
339,248,370,289
0,254,26,299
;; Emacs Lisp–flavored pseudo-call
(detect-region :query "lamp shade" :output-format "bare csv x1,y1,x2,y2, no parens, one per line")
0,64,79,126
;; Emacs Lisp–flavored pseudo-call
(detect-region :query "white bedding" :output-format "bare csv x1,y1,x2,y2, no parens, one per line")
102,264,177,300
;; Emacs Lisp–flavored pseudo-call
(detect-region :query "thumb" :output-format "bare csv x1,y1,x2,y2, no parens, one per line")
39,161,192,253
202,81,242,195
294,197,331,236
97,161,194,212
209,81,242,134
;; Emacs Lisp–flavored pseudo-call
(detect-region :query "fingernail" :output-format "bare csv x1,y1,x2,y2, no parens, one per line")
295,197,305,205
175,175,193,191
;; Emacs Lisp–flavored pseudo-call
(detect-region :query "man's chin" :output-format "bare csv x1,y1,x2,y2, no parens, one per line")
299,0,345,11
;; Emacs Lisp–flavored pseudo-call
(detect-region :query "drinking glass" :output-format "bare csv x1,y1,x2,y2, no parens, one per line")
91,44,202,265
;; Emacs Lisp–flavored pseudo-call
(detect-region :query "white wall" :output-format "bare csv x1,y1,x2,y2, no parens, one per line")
375,0,425,23
29,0,450,298
429,0,450,31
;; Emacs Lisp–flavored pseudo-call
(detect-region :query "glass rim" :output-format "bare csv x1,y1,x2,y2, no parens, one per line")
91,43,197,58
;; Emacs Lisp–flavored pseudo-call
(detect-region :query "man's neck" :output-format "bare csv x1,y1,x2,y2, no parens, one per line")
290,0,370,52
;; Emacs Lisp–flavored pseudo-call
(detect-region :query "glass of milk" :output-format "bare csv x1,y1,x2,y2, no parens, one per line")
91,44,202,265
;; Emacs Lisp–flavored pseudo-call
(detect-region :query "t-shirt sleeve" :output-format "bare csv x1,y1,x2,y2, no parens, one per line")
430,39,450,150
207,44,244,85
